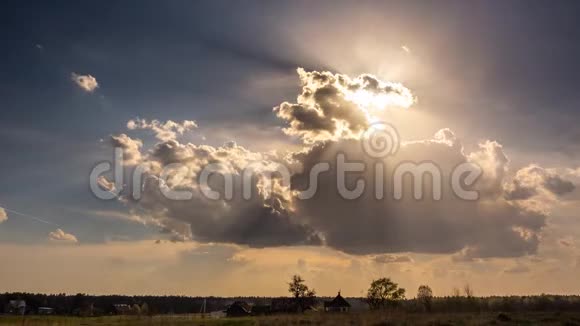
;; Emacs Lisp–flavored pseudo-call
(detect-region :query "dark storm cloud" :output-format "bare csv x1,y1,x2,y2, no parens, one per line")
544,175,575,196
290,135,545,257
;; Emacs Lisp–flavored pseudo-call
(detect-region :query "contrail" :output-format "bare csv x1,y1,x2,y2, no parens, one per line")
0,204,59,226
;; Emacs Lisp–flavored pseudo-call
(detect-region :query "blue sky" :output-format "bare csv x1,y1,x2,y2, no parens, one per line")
1,1,580,295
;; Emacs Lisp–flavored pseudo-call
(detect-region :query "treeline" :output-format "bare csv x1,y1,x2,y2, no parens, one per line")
0,293,271,315
404,295,580,313
3,292,580,316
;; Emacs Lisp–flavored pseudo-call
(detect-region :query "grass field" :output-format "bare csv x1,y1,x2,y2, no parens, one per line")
2,312,580,326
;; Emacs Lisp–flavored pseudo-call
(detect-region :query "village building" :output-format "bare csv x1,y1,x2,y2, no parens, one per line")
6,300,26,315
225,301,251,317
38,307,54,315
112,304,132,315
324,292,351,312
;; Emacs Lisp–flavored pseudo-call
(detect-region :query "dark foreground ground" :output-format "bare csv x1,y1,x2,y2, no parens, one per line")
2,312,580,326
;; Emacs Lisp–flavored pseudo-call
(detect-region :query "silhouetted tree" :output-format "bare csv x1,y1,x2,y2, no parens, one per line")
417,285,433,312
71,293,86,315
464,284,474,298
287,275,316,312
451,287,461,297
366,277,406,310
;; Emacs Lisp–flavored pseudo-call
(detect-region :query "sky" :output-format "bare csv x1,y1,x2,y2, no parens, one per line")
1,1,580,297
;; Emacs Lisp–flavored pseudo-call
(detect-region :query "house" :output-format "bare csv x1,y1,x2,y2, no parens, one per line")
38,307,54,315
6,300,26,315
324,291,350,312
112,304,132,315
226,301,251,317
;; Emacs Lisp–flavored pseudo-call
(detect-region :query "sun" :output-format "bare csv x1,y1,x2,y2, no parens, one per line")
347,89,413,111
345,88,413,124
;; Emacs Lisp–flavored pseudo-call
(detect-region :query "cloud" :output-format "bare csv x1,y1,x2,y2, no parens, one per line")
110,134,143,166
274,68,414,143
291,131,545,257
114,123,550,258
97,176,116,193
0,207,7,224
89,210,151,225
468,140,509,197
110,129,321,247
559,238,574,248
503,263,531,274
71,72,99,92
505,165,575,201
127,118,197,141
103,69,571,260
48,229,78,244
544,174,576,195
372,254,414,264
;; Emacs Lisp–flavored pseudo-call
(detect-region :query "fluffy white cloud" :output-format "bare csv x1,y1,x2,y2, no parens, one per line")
468,140,509,197
48,229,78,244
130,137,321,247
127,118,197,141
505,165,575,201
110,134,142,166
0,207,7,224
503,165,576,215
274,68,414,143
71,72,99,92
97,176,116,193
107,118,321,246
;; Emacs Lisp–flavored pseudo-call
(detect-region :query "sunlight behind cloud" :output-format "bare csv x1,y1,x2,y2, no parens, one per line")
345,88,414,123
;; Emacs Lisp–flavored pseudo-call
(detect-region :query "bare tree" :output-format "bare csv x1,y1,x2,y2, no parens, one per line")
463,284,474,298
451,287,461,297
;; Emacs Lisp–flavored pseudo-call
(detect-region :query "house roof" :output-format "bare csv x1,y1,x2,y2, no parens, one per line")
324,292,351,308
226,301,251,315
9,300,26,308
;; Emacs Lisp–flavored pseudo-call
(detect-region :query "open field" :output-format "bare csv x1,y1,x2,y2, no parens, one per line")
3,312,580,326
